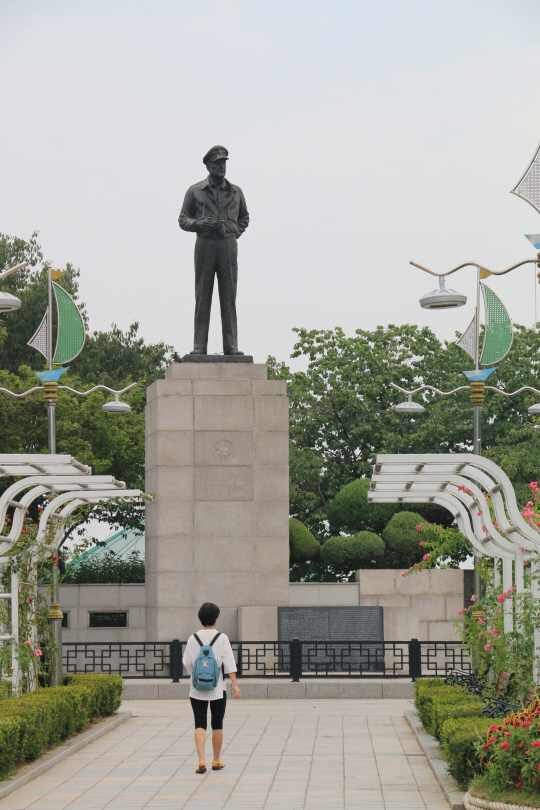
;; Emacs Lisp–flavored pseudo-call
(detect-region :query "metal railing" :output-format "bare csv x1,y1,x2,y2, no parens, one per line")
62,638,471,681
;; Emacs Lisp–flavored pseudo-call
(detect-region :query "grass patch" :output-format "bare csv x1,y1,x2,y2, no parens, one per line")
469,775,540,808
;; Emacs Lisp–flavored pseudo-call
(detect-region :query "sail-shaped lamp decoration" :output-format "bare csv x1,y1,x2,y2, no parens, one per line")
512,141,540,215
455,282,513,367
27,269,86,367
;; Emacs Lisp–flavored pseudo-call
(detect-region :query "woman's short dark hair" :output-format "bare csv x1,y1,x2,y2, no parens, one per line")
198,602,220,626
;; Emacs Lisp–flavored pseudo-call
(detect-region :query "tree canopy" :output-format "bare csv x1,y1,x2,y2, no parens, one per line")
0,231,171,544
269,324,540,539
0,231,172,492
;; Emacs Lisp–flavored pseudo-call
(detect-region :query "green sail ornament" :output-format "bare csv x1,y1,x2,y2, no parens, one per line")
52,282,85,364
479,283,513,365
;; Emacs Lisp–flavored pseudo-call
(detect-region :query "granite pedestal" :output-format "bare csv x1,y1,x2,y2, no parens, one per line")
145,362,289,641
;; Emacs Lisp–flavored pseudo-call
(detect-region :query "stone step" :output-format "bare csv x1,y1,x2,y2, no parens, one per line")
122,677,414,700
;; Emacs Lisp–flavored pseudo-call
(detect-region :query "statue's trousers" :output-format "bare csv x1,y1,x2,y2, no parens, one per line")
193,235,238,353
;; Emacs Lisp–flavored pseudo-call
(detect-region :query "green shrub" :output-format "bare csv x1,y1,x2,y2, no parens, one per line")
415,683,457,729
382,511,433,567
65,550,145,584
432,699,482,741
289,518,320,563
0,674,122,780
327,479,400,535
320,532,385,570
440,716,493,789
414,676,444,708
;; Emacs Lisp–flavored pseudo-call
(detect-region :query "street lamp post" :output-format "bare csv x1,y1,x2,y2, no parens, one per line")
396,255,540,596
0,263,137,684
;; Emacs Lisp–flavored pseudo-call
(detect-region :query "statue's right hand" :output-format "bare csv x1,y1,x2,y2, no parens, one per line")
197,219,214,235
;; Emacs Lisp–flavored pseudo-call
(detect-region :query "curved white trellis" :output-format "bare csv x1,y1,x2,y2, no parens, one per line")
369,454,540,641
0,454,141,690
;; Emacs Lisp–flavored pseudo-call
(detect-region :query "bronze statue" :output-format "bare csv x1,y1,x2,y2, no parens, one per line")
179,146,249,356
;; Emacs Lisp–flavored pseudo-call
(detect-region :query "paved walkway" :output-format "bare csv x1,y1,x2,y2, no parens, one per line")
0,699,449,810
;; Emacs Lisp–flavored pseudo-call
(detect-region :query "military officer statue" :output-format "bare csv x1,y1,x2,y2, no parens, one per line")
179,146,250,358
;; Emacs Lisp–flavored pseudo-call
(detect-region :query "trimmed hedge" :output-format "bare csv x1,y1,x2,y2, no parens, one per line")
432,699,482,741
415,682,457,730
289,518,320,563
440,716,493,789
414,678,480,738
0,674,123,780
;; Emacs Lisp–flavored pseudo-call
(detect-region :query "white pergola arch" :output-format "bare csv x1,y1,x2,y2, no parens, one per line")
369,454,540,639
0,455,141,689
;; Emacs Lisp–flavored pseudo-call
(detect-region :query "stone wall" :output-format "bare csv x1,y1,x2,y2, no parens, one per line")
54,571,464,643
55,584,146,642
289,569,464,641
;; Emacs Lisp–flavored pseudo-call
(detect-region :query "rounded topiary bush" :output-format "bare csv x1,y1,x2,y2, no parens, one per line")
289,518,320,563
320,531,385,571
327,478,399,535
382,510,427,568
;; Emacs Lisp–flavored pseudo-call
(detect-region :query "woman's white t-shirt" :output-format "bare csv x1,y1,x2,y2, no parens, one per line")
182,629,237,701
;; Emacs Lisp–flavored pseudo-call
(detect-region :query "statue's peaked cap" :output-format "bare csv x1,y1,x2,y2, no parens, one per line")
203,145,229,164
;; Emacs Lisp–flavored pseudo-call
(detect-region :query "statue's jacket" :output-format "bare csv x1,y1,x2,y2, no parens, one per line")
179,177,250,239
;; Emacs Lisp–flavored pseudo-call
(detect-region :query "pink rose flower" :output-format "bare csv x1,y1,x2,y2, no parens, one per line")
484,644,491,652
33,649,42,656
497,594,505,603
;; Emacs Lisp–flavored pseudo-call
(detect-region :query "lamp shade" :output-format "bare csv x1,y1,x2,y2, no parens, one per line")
0,291,22,312
420,276,467,310
394,395,425,414
102,394,131,414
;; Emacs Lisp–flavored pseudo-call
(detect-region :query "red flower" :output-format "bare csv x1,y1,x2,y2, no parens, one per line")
28,598,33,603
500,742,511,750
52,556,57,561
522,721,532,728
515,782,522,787
503,733,513,738
489,726,499,732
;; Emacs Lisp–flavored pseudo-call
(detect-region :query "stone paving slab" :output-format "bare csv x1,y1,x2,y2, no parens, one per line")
0,699,450,810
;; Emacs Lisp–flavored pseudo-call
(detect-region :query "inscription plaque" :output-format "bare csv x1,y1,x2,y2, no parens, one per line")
278,606,384,673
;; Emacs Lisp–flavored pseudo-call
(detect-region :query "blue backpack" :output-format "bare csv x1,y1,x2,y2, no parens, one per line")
191,632,222,691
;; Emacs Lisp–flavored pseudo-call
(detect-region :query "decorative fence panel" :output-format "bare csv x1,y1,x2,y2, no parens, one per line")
62,639,471,681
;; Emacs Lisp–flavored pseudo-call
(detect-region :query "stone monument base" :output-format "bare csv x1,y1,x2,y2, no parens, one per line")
145,362,289,642
175,354,254,364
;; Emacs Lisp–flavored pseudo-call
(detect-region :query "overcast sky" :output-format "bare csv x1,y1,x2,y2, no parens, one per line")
2,0,540,367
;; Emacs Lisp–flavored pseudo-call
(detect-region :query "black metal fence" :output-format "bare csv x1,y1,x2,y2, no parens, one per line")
63,639,471,681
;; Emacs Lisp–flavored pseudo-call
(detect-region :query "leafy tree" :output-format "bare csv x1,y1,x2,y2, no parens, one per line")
289,517,320,563
320,532,385,574
0,232,83,373
0,231,171,386
269,323,540,539
0,232,165,545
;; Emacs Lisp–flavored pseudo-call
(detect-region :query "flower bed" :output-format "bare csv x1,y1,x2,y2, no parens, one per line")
0,674,123,780
415,677,540,807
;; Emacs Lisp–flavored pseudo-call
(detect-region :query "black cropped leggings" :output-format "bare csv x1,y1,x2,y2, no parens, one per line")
190,693,227,730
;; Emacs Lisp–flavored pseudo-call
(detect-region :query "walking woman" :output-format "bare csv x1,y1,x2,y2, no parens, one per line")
182,602,241,774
